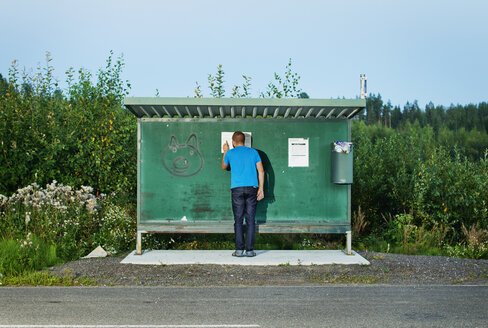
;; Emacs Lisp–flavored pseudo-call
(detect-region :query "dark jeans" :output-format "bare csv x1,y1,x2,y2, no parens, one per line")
231,186,257,251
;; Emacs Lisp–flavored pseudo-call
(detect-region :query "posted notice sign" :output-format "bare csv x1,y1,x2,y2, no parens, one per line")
288,138,309,167
221,132,252,153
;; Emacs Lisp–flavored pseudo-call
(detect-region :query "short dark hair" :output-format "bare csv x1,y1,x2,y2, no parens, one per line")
232,131,245,144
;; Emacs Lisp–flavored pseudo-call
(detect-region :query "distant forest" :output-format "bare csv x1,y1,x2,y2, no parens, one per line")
360,94,488,133
356,94,488,160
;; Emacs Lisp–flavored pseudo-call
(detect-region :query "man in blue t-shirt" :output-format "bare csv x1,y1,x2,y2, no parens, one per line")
222,131,264,257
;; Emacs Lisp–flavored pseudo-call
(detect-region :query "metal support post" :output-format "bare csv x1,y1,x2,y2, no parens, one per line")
136,232,142,255
345,231,352,255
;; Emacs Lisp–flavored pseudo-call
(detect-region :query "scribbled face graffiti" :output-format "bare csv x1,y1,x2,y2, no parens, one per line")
162,134,203,177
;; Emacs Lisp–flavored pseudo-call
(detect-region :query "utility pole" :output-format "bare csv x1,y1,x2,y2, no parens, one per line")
360,74,367,99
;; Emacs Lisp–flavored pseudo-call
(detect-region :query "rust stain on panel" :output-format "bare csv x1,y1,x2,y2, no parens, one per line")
141,210,153,220
191,185,214,215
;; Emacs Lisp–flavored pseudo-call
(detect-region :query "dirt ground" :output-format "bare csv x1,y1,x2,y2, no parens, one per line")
47,251,488,286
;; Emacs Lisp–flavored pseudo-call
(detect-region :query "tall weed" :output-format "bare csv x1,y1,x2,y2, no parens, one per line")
385,213,449,255
446,223,488,259
0,234,59,277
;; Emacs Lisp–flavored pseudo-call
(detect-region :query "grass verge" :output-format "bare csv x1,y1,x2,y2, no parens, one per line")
308,272,383,284
0,269,97,287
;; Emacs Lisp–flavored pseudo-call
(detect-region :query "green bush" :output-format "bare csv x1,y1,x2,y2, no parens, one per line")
413,148,488,238
352,120,488,245
352,121,428,228
0,52,136,196
384,213,449,255
95,204,136,254
355,234,391,253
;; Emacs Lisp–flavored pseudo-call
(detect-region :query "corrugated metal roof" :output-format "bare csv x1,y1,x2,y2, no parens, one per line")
124,97,366,120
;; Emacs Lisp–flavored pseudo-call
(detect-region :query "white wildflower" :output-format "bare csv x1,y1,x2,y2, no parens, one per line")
0,194,7,207
81,185,94,194
86,198,97,214
47,180,57,190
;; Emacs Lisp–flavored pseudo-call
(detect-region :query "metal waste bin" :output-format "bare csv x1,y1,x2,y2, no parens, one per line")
331,141,353,184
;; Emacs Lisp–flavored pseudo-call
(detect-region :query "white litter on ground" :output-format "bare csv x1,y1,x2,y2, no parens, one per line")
83,245,108,258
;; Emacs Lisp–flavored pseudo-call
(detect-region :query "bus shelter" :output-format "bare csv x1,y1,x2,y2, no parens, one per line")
124,97,366,255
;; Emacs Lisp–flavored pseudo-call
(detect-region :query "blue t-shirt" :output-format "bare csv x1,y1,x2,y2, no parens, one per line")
224,146,262,189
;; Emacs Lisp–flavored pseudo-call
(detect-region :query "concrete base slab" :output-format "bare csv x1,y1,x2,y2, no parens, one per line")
121,249,370,266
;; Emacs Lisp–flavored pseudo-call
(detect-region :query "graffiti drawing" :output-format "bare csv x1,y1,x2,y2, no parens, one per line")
162,134,203,177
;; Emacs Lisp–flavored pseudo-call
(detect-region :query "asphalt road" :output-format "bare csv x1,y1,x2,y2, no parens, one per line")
0,286,487,328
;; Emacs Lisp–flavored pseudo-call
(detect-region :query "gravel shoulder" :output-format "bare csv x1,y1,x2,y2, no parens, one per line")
46,251,488,286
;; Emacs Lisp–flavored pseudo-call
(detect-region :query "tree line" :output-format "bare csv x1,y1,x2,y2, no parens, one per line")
1,54,487,243
362,93,488,134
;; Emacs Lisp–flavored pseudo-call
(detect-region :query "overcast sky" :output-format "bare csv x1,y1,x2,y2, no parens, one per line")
1,0,487,108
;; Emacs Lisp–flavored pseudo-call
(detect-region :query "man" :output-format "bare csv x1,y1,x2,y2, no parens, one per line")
222,131,264,257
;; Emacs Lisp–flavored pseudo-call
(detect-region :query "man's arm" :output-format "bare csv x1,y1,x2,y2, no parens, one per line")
256,161,264,201
221,141,229,170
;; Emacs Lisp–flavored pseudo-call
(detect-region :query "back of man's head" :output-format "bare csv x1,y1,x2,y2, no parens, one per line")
232,131,245,145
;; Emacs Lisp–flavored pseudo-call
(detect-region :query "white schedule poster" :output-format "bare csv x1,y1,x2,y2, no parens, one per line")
288,138,309,167
221,132,252,153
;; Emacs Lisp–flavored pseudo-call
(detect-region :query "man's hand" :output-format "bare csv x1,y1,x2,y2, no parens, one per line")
223,141,230,152
256,161,265,201
221,141,230,170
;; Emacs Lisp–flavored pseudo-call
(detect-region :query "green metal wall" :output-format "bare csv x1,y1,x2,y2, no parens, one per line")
138,118,351,233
